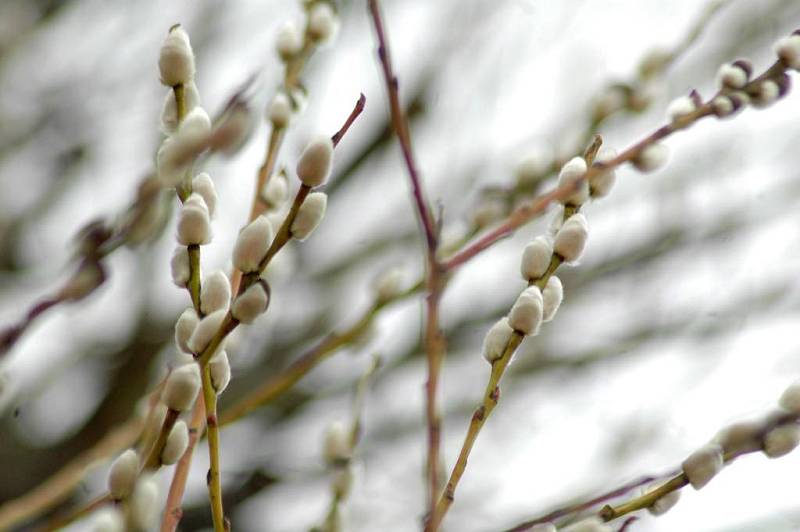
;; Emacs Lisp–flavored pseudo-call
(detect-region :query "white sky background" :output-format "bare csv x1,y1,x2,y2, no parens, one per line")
1,0,800,531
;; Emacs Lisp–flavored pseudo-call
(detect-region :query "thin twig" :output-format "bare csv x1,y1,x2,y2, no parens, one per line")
367,1,449,517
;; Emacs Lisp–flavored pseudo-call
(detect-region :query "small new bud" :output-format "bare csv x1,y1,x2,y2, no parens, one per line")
91,508,124,532
170,246,190,287
161,420,189,465
161,81,200,134
233,216,273,273
554,213,589,263
557,156,589,206
520,236,553,281
713,419,764,455
174,308,199,354
666,95,697,125
188,309,227,355
774,34,800,70
261,172,289,208
716,61,751,90
268,92,292,129
291,192,327,241
200,271,231,315
682,443,724,489
763,424,800,458
163,363,201,411
324,421,351,466
177,195,211,245
779,380,800,413
296,136,334,187
156,137,186,185
632,143,668,172
191,173,217,217
547,204,565,236
232,282,270,324
276,21,302,61
129,476,159,531
509,287,544,335
60,260,105,301
751,80,780,108
482,317,514,363
108,449,139,500
589,147,617,198
159,25,195,86
374,268,404,302
209,350,232,393
211,103,253,155
307,2,339,44
542,275,563,322
647,489,681,516
562,517,612,532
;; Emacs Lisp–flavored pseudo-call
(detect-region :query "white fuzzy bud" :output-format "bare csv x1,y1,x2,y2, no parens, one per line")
589,146,617,198
324,421,351,465
209,350,232,393
91,508,124,532
191,173,217,217
233,216,273,273
307,2,339,44
177,194,211,245
632,143,668,173
296,136,334,187
161,81,200,134
332,467,353,498
542,275,563,322
162,363,201,411
232,282,270,324
276,21,302,61
716,62,749,90
482,317,514,363
176,106,212,147
713,419,764,455
562,517,612,532
751,80,780,108
775,34,800,70
547,204,565,236
129,476,159,531
554,213,589,263
161,420,189,465
529,524,556,532
174,308,199,354
156,137,186,185
374,268,404,301
557,157,589,206
159,25,195,86
291,191,327,241
711,96,736,118
520,236,553,281
780,380,800,413
108,449,139,500
682,443,724,490
515,147,552,187
472,198,506,229
261,173,289,208
763,424,800,458
647,489,681,516
188,309,227,355
666,95,697,124
200,271,231,315
268,92,292,129
508,287,544,335
170,246,190,287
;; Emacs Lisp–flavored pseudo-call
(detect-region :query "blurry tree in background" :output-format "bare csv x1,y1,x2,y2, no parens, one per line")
1,0,800,531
